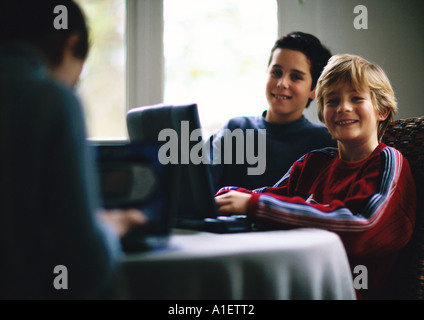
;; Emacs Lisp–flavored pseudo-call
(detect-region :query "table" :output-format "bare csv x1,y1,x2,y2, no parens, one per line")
119,228,356,300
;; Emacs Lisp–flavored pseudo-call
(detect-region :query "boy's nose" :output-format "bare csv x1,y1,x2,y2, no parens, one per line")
337,100,353,112
277,76,289,88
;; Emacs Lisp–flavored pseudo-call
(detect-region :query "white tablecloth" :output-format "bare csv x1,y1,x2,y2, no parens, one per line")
120,228,356,300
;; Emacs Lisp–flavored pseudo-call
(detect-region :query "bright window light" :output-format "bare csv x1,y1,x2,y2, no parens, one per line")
75,0,127,139
164,0,278,135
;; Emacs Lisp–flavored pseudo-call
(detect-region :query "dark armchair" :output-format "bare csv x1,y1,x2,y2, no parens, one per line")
382,116,424,299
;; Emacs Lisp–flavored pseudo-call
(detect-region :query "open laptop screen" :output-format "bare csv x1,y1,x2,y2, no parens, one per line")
92,143,172,251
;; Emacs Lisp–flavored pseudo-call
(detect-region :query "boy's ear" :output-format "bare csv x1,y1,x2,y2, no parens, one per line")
377,107,390,121
309,88,316,100
65,34,80,52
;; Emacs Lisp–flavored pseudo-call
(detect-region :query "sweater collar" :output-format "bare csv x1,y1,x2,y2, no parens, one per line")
333,142,387,168
259,110,310,134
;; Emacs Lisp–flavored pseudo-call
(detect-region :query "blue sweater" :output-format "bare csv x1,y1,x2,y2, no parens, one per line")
207,112,336,191
0,44,121,299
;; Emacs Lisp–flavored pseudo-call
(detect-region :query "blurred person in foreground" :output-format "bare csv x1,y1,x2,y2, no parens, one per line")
0,0,146,299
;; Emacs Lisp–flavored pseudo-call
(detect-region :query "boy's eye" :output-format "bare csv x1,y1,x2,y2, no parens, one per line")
271,69,283,78
325,98,339,106
290,73,303,81
352,96,364,102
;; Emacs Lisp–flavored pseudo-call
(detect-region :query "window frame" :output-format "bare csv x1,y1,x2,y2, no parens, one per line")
126,0,164,112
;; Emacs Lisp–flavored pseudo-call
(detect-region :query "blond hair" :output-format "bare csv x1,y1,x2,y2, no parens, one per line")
316,54,397,140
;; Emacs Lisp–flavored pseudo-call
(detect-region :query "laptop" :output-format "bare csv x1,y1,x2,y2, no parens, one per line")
126,103,260,233
91,142,174,251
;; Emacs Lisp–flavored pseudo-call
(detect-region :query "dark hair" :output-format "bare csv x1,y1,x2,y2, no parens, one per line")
0,0,89,68
268,32,332,108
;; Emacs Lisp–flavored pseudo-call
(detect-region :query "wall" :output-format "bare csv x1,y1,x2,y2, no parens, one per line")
277,0,424,123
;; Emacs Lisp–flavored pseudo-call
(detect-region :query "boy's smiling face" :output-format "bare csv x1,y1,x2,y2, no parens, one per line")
265,48,315,124
323,83,388,159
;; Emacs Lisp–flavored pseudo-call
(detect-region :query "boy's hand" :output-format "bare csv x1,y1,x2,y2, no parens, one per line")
215,190,251,215
98,209,148,237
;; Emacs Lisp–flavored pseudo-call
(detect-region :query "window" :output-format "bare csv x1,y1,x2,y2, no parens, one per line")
164,0,278,135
